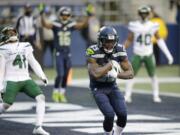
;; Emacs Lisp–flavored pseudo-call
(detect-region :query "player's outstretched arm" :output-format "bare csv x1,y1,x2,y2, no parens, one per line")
0,54,5,92
155,32,174,64
88,57,112,79
117,58,134,79
74,16,89,30
124,32,134,49
27,53,48,86
41,13,53,29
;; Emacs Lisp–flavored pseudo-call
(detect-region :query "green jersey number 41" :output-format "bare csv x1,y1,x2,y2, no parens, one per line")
13,54,26,69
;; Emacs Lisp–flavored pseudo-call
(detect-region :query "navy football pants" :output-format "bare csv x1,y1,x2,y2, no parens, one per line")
54,52,71,89
92,85,127,132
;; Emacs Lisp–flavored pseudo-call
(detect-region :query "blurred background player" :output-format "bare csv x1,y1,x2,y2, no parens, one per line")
40,5,56,67
124,5,174,103
81,3,100,48
86,26,134,135
0,26,49,135
149,5,168,66
41,6,89,103
16,4,43,65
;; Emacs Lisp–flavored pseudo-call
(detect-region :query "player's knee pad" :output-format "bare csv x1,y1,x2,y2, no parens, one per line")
35,94,45,103
116,112,127,128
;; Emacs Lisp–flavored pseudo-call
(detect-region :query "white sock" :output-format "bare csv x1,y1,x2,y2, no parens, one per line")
114,125,123,135
59,88,66,94
104,130,113,135
151,76,159,98
125,79,135,98
53,88,59,92
0,104,5,114
35,94,45,126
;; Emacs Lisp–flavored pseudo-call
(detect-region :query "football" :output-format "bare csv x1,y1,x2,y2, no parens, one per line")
107,60,121,78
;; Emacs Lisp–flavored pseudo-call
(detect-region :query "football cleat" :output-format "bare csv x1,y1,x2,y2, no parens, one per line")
59,93,67,103
32,126,50,135
153,97,162,103
52,91,60,103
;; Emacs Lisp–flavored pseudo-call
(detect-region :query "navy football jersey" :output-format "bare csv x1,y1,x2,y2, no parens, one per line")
86,44,127,87
52,19,77,52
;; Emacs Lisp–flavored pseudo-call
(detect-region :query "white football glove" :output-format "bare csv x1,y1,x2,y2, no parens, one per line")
42,77,48,86
107,60,121,78
111,60,121,73
168,55,174,65
108,68,118,78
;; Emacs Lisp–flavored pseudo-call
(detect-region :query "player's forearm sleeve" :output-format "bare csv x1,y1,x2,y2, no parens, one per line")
157,39,173,60
28,53,46,80
0,54,5,91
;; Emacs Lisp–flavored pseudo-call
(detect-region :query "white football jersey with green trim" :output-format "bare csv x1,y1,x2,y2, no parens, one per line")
128,20,159,56
0,42,33,81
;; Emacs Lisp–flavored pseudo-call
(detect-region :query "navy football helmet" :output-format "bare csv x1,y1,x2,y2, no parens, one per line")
58,6,72,23
58,6,71,16
98,26,118,53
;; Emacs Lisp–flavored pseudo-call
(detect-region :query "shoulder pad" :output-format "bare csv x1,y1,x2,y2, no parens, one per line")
150,22,159,33
116,44,126,52
86,44,99,56
128,21,139,32
52,21,62,28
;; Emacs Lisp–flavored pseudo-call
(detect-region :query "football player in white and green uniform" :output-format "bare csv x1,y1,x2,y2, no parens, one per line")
124,5,173,103
0,27,49,135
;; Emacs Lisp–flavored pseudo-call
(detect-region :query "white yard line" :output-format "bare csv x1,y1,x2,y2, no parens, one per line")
35,77,180,98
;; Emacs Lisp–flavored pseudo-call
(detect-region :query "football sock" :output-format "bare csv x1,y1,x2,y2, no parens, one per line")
59,88,66,94
0,104,5,114
114,125,123,135
125,78,134,98
53,88,59,92
104,130,113,135
35,94,45,126
151,76,159,98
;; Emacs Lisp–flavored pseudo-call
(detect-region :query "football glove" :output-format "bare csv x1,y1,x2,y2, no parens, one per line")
111,60,121,73
168,55,174,65
42,77,48,86
108,67,118,78
107,60,121,78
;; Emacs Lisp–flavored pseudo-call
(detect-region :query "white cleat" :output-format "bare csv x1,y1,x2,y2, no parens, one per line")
124,96,132,103
32,126,50,135
153,97,162,103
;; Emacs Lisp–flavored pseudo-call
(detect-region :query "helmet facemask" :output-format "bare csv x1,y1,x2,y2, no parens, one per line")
99,34,118,54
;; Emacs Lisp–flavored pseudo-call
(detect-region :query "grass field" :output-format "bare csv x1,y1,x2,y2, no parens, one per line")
31,65,180,93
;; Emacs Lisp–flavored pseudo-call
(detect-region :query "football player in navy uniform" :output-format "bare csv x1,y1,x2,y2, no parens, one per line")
41,6,89,102
86,26,134,135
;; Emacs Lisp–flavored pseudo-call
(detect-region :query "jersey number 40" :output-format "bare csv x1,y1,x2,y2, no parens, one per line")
137,34,151,45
